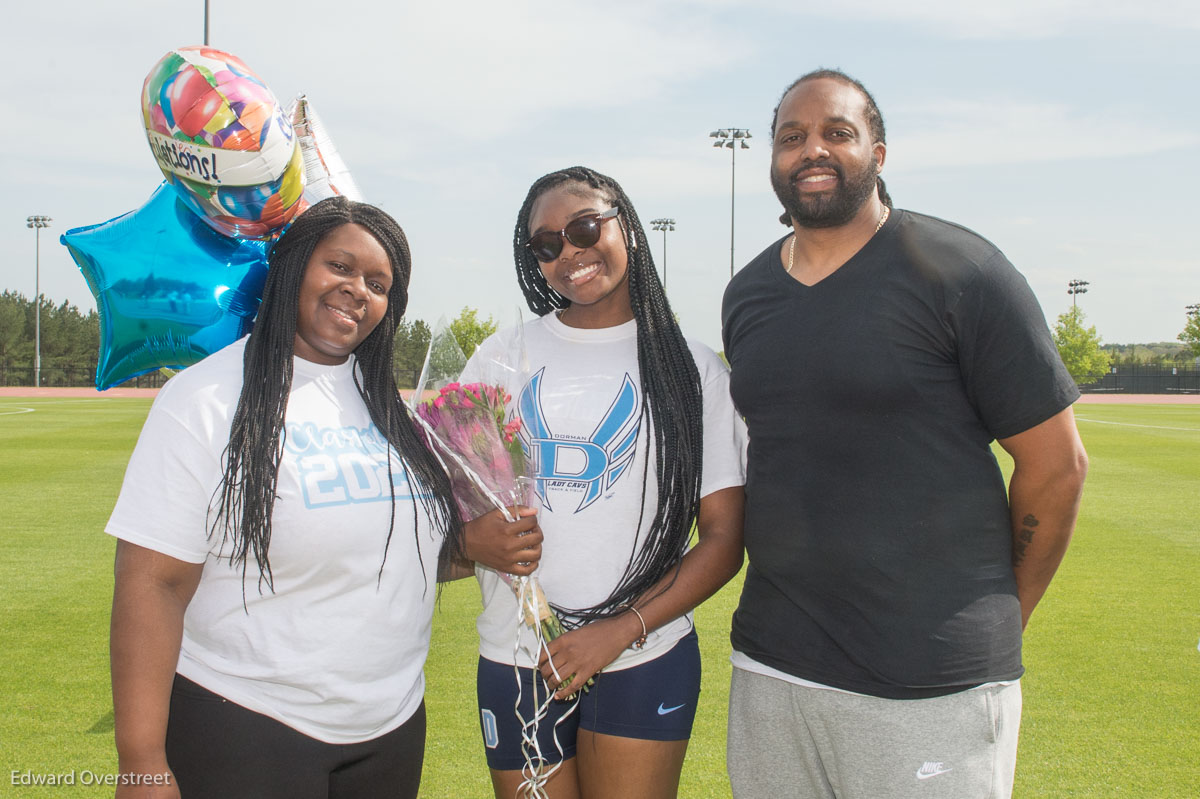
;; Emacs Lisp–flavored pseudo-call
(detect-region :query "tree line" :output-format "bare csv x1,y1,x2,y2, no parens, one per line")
0,291,99,386
5,288,1198,390
1052,306,1200,386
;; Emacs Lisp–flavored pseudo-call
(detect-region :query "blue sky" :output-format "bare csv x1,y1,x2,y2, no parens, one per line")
3,0,1197,353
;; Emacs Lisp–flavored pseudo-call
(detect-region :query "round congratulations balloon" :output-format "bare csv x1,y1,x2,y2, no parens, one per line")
141,46,305,240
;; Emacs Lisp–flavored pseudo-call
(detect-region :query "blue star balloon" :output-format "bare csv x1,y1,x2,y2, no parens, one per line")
61,183,269,390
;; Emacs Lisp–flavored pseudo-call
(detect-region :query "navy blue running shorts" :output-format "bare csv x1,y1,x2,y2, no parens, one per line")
476,629,701,770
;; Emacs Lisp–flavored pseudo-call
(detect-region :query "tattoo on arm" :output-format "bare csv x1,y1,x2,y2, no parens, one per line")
1013,513,1039,567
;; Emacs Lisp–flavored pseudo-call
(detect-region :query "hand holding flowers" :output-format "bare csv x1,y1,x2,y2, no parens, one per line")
536,614,643,700
462,506,541,578
414,382,567,645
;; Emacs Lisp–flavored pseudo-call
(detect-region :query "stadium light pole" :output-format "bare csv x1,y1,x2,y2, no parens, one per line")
709,128,750,279
26,215,52,388
1067,279,1090,308
649,218,675,290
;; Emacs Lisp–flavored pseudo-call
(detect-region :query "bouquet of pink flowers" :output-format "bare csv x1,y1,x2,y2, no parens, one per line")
415,381,564,643
416,382,525,516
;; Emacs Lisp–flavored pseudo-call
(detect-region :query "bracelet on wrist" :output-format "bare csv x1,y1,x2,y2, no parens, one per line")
621,604,648,650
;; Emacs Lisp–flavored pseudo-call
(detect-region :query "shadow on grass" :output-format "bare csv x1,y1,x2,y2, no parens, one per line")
88,710,114,734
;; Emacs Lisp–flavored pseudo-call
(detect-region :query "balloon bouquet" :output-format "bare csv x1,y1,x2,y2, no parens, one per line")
61,46,361,390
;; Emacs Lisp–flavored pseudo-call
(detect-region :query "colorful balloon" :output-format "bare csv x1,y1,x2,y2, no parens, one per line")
141,46,305,240
61,183,269,390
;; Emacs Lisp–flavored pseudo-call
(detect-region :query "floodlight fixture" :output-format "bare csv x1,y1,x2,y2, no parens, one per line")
708,128,751,279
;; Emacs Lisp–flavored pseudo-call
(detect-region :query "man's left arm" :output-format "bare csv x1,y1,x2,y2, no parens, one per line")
996,405,1088,629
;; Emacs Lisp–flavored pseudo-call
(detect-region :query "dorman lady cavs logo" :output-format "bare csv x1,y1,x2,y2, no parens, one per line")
517,368,642,513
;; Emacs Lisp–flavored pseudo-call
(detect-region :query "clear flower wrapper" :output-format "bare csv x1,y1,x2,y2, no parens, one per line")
408,317,582,796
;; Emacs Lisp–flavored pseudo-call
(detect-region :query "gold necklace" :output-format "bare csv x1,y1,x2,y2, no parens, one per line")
787,206,891,274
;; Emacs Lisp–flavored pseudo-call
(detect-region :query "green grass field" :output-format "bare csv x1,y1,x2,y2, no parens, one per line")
1,398,1197,797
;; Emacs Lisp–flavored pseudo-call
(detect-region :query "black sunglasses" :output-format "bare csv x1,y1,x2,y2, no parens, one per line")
525,207,620,262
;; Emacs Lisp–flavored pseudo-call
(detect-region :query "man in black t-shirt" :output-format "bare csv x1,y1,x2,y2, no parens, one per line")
721,69,1088,799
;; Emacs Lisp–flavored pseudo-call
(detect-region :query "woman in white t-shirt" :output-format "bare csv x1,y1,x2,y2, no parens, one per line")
107,197,541,799
463,167,747,799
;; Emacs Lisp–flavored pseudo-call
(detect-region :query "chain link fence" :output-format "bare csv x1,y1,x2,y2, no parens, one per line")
1080,363,1200,394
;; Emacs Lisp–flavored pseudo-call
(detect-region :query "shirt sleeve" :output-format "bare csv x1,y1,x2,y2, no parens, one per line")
105,396,222,564
950,251,1081,440
694,346,749,497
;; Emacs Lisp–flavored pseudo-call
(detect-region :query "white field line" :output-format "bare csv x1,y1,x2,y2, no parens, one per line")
1075,417,1200,433
0,398,126,416
0,399,120,407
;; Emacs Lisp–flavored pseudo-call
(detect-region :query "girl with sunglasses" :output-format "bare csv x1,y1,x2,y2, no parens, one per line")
460,166,747,798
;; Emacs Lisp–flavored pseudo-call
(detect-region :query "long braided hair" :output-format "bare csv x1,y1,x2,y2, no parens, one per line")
211,196,463,594
512,166,703,624
772,68,893,224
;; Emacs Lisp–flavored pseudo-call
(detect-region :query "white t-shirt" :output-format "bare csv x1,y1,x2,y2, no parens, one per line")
106,337,443,744
460,313,747,670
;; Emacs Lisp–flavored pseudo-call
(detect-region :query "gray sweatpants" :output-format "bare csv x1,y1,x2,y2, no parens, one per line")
727,668,1021,799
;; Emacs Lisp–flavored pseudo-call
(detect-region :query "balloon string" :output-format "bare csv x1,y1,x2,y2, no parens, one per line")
512,578,578,799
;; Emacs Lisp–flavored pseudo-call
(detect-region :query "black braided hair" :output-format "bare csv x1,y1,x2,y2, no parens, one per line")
511,166,703,625
772,68,892,224
211,196,463,596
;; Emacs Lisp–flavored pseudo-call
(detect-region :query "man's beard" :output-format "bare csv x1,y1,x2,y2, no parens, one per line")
771,158,878,229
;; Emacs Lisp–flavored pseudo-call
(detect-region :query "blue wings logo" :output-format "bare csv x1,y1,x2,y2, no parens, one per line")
518,367,641,513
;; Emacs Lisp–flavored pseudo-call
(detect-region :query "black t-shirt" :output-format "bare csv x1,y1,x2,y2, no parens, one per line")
721,209,1079,698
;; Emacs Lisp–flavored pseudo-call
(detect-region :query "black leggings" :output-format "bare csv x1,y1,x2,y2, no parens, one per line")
165,674,425,799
